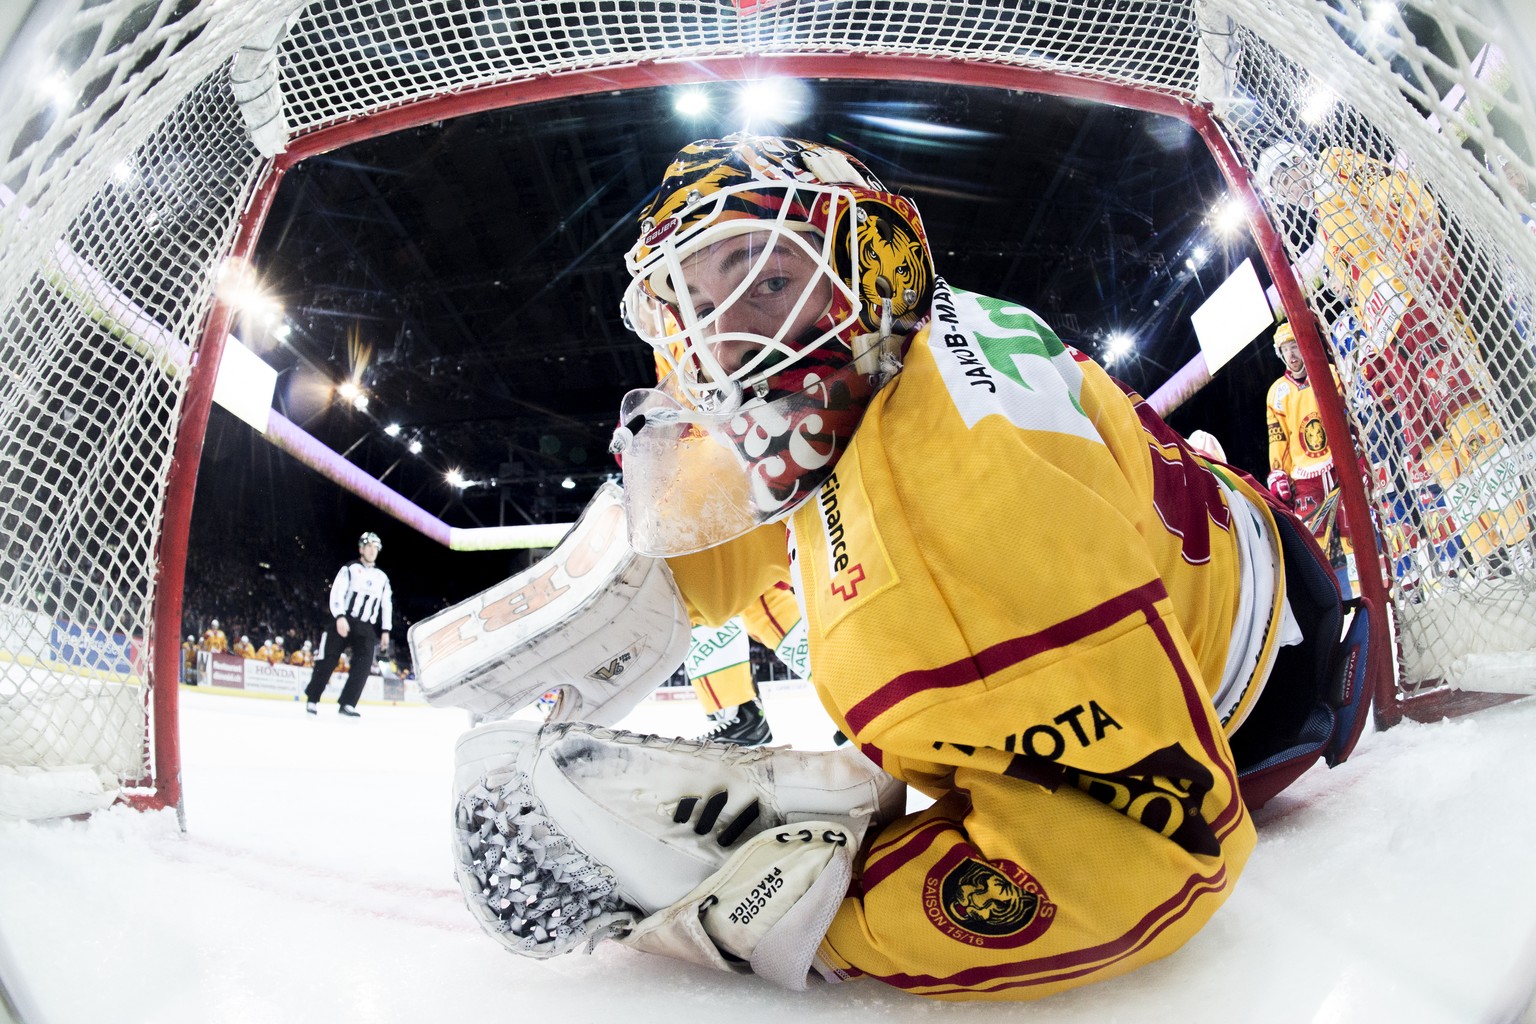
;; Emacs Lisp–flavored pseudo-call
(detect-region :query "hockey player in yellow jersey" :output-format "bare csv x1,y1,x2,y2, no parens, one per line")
1265,321,1355,593
441,135,1375,1002
289,639,314,668
256,636,285,665
685,581,803,745
1267,321,1338,515
200,619,228,654
181,635,198,684
1255,143,1529,565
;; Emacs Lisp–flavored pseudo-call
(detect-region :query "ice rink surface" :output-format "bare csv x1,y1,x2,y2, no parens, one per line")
3,686,1536,1024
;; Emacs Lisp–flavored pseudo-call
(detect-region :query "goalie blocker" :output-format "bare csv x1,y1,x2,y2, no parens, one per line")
408,483,692,725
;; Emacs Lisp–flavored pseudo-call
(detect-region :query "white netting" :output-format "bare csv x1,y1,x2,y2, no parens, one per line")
2,2,269,812
1206,2,1536,698
1,0,1532,813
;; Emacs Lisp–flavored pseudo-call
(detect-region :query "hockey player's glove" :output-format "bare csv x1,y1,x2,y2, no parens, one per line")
451,720,905,989
1267,469,1295,507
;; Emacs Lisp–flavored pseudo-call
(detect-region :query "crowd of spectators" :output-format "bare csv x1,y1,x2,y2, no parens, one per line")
180,541,326,664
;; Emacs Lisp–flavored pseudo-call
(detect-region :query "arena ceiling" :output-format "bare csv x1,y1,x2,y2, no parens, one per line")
195,77,1283,595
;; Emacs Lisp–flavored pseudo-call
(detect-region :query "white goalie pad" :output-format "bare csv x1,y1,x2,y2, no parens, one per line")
409,483,692,725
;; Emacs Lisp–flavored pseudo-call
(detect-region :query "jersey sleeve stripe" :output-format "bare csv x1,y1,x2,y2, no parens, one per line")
844,579,1169,734
856,818,957,893
866,863,1231,994
1143,612,1247,840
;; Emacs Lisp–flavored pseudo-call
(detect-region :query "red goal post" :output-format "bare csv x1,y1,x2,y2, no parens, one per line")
0,0,1532,819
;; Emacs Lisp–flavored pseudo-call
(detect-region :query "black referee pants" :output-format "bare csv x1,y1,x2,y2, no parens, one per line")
303,616,378,709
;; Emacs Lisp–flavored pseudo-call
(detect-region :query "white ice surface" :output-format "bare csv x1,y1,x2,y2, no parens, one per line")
2,688,1536,1024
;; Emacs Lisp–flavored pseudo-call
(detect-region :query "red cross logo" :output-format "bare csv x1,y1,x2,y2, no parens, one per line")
830,563,866,602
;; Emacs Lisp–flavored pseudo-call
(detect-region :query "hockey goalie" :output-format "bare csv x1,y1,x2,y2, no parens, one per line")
411,135,1375,1001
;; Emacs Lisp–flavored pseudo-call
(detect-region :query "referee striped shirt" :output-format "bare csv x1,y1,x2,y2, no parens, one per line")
329,560,393,631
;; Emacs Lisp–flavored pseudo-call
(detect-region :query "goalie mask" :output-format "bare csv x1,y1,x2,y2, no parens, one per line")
1253,142,1313,205
613,134,935,556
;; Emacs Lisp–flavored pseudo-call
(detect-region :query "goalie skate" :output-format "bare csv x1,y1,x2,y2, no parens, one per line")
452,720,904,960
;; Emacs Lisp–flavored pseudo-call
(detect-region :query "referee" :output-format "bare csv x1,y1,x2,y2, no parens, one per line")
304,531,393,717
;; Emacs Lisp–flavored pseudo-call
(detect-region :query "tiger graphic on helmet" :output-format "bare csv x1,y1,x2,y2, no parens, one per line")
846,198,931,336
624,134,933,407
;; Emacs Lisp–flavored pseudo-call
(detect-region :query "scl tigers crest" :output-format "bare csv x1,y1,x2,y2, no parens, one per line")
1302,413,1329,456
923,849,1055,948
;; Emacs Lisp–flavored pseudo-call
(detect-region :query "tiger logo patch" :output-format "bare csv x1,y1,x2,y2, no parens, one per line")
923,850,1055,948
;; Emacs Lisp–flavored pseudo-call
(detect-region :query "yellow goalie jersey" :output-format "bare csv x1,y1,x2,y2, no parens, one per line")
670,283,1264,1001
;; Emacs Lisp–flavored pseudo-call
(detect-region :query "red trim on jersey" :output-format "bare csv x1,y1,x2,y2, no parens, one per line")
1142,612,1247,840
844,580,1169,734
857,819,956,892
864,815,953,860
756,592,786,640
869,864,1230,994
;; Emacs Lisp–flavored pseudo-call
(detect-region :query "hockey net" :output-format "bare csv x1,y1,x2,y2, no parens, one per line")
0,0,1531,818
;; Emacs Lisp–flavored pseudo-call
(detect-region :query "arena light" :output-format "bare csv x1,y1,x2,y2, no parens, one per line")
1357,6,1400,55
561,476,576,489
216,258,283,329
1103,331,1135,367
383,423,402,437
1211,196,1246,237
40,70,76,110
1300,83,1337,126
446,469,467,489
674,88,710,117
735,78,811,127
408,439,423,455
352,394,368,411
336,380,360,401
850,114,994,142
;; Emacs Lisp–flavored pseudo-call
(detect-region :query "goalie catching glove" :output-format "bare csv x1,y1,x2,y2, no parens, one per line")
452,720,905,988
